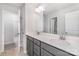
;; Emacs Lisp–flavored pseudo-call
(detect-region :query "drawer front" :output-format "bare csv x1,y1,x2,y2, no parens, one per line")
34,39,40,46
41,49,53,56
34,44,40,55
27,36,33,41
27,39,34,56
27,39,30,55
30,41,34,56
41,42,72,56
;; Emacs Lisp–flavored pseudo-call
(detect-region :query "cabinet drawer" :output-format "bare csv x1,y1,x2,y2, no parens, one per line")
34,39,40,46
34,52,38,56
41,49,53,56
41,42,73,56
27,36,34,41
34,44,40,55
27,39,34,56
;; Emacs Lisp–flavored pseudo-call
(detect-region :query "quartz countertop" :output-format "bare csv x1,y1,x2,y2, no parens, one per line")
26,32,79,56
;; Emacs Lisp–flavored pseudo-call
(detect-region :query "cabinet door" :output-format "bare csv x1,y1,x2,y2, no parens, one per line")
34,44,40,56
27,39,30,55
34,52,38,56
41,49,53,56
29,40,34,56
27,37,34,56
41,42,73,56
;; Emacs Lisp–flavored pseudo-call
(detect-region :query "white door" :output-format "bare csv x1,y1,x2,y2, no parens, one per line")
50,19,55,34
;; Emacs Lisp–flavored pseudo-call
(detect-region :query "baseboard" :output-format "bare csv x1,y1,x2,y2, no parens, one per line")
4,42,15,45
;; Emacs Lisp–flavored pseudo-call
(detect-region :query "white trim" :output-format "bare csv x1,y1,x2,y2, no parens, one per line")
23,35,26,54
16,9,21,55
2,9,4,52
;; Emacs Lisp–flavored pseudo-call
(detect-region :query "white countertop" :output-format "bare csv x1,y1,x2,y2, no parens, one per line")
26,32,79,56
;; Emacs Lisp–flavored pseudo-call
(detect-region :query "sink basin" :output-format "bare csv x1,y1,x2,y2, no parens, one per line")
66,39,79,48
36,33,79,50
49,38,71,48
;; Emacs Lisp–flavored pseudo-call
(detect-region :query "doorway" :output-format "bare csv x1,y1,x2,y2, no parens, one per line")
50,17,57,34
2,10,20,56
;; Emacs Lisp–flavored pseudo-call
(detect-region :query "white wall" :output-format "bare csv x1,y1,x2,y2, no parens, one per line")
35,11,44,32
2,4,19,14
45,4,79,34
25,3,36,34
25,3,44,34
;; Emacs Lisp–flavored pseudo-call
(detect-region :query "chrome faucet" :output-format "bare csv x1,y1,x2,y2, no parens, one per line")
36,31,40,35
59,33,65,40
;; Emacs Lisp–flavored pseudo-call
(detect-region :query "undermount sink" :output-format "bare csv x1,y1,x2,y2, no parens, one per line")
36,33,79,49
66,38,79,48
48,38,71,49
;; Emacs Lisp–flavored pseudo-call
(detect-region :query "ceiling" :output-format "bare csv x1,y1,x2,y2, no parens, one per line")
40,3,79,14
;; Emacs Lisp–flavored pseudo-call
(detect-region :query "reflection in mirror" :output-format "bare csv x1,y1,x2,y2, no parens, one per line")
43,4,66,35
43,14,58,34
65,11,79,37
40,3,79,36
49,17,57,34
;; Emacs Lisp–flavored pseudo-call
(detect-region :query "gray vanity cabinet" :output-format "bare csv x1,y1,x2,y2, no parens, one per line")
34,52,38,56
33,39,41,56
34,44,40,56
27,39,30,55
27,36,41,56
27,35,75,56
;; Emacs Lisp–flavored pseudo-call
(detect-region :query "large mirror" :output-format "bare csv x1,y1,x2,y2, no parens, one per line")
36,3,79,37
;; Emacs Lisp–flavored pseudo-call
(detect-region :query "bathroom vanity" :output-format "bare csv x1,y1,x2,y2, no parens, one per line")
26,4,79,56
26,33,78,56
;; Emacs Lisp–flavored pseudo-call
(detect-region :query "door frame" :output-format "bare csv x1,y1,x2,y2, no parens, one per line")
1,9,21,55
